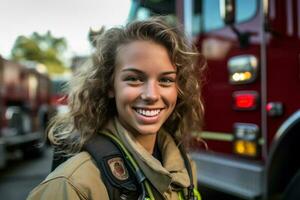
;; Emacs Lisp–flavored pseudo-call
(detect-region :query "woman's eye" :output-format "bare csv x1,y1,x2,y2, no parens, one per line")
159,77,175,85
124,76,143,84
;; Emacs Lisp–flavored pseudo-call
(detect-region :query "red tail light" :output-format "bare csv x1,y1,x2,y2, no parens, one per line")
233,91,258,110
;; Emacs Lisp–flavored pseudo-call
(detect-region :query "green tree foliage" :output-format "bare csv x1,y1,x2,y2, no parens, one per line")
11,31,68,75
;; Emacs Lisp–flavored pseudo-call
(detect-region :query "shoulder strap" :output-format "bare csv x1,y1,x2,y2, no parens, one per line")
83,133,140,200
176,141,202,200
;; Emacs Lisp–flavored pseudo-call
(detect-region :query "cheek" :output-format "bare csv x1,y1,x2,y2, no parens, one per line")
162,87,178,111
115,85,140,106
166,87,178,103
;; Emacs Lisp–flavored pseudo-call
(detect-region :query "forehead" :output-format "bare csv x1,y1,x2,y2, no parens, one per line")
115,40,175,72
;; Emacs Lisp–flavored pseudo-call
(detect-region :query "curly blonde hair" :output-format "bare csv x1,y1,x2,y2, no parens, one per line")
48,17,206,153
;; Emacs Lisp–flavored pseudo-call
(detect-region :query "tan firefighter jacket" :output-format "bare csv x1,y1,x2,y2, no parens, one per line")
27,118,198,200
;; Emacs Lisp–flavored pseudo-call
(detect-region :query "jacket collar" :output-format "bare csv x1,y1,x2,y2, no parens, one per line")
103,118,190,195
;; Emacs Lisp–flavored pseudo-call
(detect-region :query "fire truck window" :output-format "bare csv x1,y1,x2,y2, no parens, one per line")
196,0,257,33
128,0,178,27
236,0,258,23
128,0,257,34
136,7,152,20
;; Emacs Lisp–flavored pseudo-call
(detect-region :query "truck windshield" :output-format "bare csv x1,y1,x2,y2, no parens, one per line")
128,0,177,26
128,0,257,34
200,0,257,32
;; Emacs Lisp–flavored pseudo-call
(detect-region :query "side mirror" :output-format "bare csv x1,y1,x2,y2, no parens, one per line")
220,0,236,25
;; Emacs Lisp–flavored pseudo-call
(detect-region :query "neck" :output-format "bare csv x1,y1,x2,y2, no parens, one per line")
135,134,157,154
115,117,158,154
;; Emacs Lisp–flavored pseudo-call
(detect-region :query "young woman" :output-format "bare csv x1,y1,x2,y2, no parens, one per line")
27,17,205,200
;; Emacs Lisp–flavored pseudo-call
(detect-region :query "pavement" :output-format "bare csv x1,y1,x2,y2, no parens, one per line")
0,147,53,200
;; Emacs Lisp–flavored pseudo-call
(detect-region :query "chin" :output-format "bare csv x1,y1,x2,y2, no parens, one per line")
135,124,161,135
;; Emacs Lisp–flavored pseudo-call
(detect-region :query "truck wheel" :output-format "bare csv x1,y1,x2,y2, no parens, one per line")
282,169,300,200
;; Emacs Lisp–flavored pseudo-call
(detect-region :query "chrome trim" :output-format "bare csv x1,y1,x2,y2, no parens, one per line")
260,0,268,161
260,1,269,198
191,151,264,199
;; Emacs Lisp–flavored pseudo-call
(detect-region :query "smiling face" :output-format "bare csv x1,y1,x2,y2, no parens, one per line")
112,40,178,136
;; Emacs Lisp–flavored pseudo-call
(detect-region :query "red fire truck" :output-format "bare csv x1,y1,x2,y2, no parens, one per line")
129,0,300,199
0,56,51,169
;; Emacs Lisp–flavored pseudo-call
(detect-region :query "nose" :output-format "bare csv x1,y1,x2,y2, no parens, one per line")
141,81,159,102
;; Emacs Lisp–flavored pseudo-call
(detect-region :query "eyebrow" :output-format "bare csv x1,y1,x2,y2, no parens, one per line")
121,68,177,75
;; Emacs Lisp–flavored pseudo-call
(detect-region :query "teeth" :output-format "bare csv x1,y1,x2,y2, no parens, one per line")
136,109,161,117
